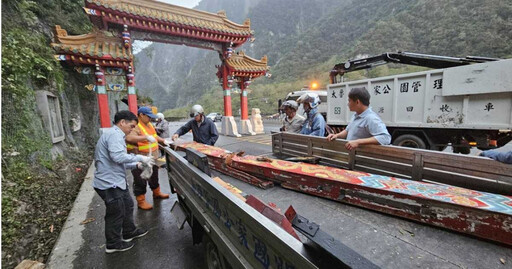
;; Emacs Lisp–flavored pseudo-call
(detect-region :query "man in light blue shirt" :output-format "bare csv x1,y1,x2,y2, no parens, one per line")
327,87,391,150
479,150,512,164
93,110,154,253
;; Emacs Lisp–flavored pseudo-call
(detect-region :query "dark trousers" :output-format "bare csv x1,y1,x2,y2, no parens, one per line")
132,165,159,196
94,187,137,248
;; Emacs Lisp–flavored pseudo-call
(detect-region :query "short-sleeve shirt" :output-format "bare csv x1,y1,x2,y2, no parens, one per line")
346,108,391,145
283,114,305,133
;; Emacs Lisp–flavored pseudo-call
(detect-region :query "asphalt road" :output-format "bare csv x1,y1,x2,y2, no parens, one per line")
49,121,280,269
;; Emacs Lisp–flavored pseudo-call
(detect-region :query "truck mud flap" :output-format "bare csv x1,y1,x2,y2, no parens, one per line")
170,200,187,230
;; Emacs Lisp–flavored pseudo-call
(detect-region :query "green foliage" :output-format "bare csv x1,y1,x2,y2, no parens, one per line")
1,0,93,266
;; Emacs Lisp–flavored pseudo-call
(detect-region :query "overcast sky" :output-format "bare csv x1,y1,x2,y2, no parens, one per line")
132,0,202,53
157,0,201,8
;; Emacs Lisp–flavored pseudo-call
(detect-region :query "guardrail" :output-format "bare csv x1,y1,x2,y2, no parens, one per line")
272,132,512,195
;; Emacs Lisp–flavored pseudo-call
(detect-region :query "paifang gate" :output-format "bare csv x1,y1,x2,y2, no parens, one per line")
51,0,269,135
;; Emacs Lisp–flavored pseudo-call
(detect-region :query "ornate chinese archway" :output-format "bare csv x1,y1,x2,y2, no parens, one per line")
220,51,268,135
52,0,268,135
52,26,136,128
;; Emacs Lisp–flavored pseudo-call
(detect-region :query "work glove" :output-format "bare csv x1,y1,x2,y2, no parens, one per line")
139,155,155,166
164,138,172,146
146,135,157,143
172,134,179,141
136,162,144,170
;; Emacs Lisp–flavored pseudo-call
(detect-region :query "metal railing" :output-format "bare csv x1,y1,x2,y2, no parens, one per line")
272,132,512,195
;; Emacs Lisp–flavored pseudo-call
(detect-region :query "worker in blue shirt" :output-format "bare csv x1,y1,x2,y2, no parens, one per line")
297,93,326,137
172,104,219,146
327,87,391,150
479,150,512,164
93,110,155,253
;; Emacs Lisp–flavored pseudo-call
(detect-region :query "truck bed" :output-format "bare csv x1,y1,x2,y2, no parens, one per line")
215,169,511,268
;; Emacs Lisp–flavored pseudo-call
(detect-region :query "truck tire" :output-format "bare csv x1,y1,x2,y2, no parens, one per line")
393,134,427,149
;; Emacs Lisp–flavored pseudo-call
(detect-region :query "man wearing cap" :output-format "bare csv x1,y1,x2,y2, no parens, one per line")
172,104,219,146
280,100,305,133
126,107,171,210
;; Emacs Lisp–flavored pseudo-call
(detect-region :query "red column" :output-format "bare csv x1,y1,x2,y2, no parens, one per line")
126,66,137,114
95,65,111,128
240,79,248,120
222,64,232,117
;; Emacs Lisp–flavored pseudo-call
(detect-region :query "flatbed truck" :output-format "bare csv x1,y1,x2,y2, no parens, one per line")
164,137,512,268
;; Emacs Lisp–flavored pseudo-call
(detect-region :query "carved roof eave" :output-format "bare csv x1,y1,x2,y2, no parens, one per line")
85,0,252,38
53,54,132,68
226,51,268,77
51,25,132,67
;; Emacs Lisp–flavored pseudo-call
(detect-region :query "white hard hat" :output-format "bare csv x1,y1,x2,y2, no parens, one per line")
189,104,204,117
156,113,165,120
280,100,299,111
296,93,321,109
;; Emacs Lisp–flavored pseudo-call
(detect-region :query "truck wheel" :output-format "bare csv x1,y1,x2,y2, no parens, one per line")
204,235,225,269
393,134,426,149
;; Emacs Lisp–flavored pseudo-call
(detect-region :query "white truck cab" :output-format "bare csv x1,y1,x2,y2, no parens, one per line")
281,89,328,118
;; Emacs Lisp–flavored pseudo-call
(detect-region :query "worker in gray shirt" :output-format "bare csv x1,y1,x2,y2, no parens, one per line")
172,104,219,146
154,112,171,138
327,87,391,150
93,110,155,253
280,100,305,133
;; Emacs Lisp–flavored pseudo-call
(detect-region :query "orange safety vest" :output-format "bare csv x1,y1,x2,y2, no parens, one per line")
126,122,158,153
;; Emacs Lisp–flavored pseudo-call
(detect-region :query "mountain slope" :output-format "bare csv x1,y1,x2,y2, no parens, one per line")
134,0,512,116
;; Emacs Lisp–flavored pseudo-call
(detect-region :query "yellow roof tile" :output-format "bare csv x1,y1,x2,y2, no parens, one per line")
86,0,251,36
226,51,268,74
51,25,131,60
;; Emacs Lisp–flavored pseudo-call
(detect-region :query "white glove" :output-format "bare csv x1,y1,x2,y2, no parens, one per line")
139,156,155,166
137,162,144,170
164,138,172,146
146,135,156,143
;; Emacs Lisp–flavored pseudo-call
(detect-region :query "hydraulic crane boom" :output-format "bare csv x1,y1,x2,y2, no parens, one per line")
329,51,500,83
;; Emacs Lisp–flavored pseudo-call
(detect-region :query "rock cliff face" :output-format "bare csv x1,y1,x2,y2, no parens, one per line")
2,1,100,266
134,0,257,111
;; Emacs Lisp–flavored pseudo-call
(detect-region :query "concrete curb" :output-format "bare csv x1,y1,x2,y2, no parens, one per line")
46,161,96,269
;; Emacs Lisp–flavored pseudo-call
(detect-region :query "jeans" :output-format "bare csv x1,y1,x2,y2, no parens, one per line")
95,187,137,247
132,165,159,196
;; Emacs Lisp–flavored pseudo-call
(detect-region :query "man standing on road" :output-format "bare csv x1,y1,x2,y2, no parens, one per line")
126,107,171,210
154,112,171,139
93,110,153,253
297,93,326,137
280,100,305,133
172,104,219,146
327,87,391,150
